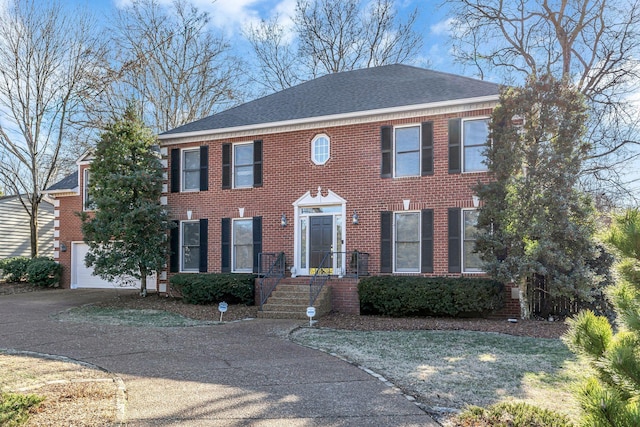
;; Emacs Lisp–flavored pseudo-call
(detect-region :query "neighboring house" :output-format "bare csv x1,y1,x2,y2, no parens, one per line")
47,64,519,316
43,157,155,290
0,195,54,259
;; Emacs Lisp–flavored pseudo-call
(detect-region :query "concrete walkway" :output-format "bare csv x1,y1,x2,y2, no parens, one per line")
0,290,438,426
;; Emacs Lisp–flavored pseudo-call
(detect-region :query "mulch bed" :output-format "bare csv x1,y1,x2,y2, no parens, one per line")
1,282,568,339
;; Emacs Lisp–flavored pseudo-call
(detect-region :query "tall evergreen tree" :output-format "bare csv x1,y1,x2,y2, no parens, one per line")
80,106,170,296
475,75,600,318
565,209,640,426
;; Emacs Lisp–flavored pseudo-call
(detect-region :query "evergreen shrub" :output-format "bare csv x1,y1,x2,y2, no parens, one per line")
170,273,256,305
26,258,62,287
358,276,504,317
0,257,31,282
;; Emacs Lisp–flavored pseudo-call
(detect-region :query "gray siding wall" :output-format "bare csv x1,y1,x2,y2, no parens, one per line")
0,197,54,259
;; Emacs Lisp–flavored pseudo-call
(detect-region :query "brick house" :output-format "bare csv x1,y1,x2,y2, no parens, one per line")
46,64,519,316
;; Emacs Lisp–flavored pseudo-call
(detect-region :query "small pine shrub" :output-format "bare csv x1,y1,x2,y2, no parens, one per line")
26,258,62,287
0,392,45,427
358,276,504,317
456,402,573,427
170,273,256,305
0,257,31,282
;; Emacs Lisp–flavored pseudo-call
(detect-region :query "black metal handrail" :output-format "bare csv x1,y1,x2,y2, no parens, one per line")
308,250,370,307
258,252,285,310
309,251,332,307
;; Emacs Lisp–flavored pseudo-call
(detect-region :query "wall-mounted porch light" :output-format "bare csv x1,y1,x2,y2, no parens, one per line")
352,210,359,225
281,213,287,227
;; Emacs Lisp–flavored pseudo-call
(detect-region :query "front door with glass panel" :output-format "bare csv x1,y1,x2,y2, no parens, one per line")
298,206,343,276
310,215,333,273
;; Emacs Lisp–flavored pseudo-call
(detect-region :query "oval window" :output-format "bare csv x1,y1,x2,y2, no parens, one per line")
312,134,330,165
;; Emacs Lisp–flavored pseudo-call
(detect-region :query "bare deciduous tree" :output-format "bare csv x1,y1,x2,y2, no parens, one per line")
447,0,640,200
111,0,244,134
245,0,422,92
0,0,109,257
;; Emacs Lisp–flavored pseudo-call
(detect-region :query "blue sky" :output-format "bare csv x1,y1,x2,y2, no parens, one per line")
68,0,462,77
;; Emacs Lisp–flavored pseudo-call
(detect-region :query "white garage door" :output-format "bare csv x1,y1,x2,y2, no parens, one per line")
71,242,156,290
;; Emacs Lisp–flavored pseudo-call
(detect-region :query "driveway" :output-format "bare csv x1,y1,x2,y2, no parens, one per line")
0,290,438,426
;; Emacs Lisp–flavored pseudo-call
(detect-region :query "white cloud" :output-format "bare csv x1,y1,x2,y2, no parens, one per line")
430,17,455,36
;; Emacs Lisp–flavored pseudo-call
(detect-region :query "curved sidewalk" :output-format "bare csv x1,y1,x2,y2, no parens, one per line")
0,290,438,426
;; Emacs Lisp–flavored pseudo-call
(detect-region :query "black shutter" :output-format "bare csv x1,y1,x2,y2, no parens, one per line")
222,144,231,189
199,219,208,272
170,149,180,193
448,118,461,173
221,218,231,272
380,211,393,273
380,126,393,178
421,209,434,273
421,122,434,176
252,216,262,273
448,208,461,273
253,140,263,187
170,220,180,272
199,146,208,191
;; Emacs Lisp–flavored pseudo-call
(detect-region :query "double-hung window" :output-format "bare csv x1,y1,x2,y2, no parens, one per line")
394,212,421,272
182,149,200,191
462,209,483,272
395,126,421,177
448,208,483,273
170,146,209,192
381,122,433,178
232,219,253,272
234,143,254,188
448,117,490,173
181,221,200,272
380,210,433,274
83,169,95,211
222,140,263,189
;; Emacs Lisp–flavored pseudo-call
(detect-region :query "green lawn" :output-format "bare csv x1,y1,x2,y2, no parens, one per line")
291,328,590,423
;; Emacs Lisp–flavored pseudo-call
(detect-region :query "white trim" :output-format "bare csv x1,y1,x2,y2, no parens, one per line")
180,220,200,272
181,147,200,192
311,134,330,165
393,123,422,178
159,96,499,144
461,208,484,273
232,142,254,189
231,218,253,273
292,188,347,276
393,211,421,273
461,116,491,173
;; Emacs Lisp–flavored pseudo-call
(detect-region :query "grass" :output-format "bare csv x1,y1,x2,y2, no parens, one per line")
0,392,44,426
54,306,218,327
290,328,590,423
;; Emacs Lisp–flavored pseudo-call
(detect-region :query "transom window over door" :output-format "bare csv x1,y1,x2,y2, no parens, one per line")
395,126,420,177
233,219,253,272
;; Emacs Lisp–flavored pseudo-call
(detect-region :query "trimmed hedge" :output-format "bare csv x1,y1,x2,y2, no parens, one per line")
358,276,504,317
0,257,31,282
170,273,256,305
26,258,62,287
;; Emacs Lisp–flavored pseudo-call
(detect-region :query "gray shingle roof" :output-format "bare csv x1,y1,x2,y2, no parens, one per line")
162,64,500,136
46,172,77,191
